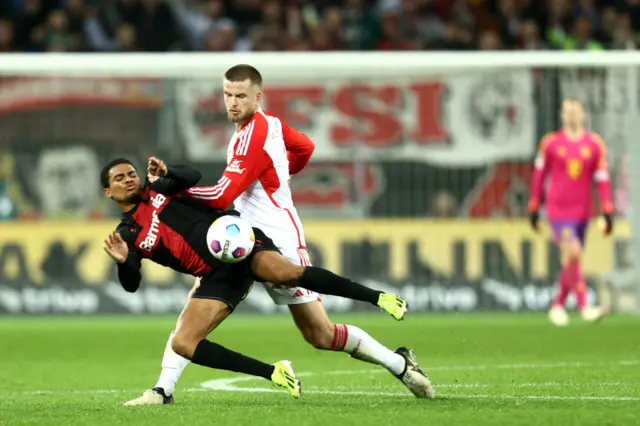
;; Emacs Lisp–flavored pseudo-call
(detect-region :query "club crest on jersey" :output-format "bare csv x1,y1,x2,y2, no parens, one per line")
226,159,245,175
566,159,583,179
140,193,167,252
581,147,591,158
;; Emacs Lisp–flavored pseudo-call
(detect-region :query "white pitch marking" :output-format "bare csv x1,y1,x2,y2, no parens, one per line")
318,381,628,390
7,359,639,399
198,359,640,402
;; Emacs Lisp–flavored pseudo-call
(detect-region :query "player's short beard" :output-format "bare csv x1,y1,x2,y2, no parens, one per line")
123,188,143,204
228,108,256,124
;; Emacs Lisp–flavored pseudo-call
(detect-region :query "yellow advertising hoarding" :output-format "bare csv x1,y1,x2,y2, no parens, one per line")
0,219,629,286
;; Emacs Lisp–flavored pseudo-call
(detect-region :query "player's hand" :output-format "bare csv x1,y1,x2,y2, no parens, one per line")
601,213,613,236
147,174,160,183
104,232,129,264
529,210,540,232
148,157,168,177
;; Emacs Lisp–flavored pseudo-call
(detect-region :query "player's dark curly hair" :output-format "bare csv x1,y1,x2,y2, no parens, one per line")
100,158,135,188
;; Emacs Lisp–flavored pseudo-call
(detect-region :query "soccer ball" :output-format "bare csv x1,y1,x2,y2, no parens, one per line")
206,215,255,263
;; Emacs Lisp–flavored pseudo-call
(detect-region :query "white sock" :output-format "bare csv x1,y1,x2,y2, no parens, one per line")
333,324,406,376
154,331,190,395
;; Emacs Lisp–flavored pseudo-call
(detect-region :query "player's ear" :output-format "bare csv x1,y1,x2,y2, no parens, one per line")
103,187,112,199
255,89,263,105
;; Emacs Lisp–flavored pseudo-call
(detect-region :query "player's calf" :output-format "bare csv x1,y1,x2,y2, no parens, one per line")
171,298,276,381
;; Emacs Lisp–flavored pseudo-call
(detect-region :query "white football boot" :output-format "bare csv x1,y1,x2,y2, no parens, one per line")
123,387,173,406
394,347,435,399
548,305,569,326
581,306,608,323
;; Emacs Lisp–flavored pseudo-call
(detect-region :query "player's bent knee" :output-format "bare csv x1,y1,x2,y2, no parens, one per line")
170,332,200,360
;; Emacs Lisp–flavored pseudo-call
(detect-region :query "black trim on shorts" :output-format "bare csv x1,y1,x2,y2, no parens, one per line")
190,294,237,311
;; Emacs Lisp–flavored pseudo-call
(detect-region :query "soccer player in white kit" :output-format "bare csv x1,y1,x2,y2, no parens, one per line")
124,65,434,405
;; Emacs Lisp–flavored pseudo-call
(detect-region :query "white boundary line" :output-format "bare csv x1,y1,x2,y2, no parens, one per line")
6,359,640,401
198,359,640,402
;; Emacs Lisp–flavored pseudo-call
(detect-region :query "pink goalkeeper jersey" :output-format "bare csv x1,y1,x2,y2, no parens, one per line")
528,130,613,221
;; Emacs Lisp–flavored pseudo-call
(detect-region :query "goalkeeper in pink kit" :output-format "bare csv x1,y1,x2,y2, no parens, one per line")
528,99,612,326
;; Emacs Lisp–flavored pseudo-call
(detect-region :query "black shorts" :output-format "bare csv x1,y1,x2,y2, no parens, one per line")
191,227,280,310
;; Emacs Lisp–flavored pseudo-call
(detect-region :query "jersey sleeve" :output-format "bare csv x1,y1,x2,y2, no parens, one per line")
150,165,202,195
592,133,613,214
115,223,143,293
184,119,272,209
528,133,554,211
282,121,315,175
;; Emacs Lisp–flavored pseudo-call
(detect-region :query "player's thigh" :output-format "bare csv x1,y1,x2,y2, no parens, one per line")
249,228,305,284
261,244,320,306
175,297,231,339
172,297,231,358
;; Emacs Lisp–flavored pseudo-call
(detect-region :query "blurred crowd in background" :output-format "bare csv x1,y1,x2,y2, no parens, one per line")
0,0,638,53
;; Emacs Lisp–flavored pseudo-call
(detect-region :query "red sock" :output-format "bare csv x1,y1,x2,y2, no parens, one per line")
566,259,588,310
574,277,587,311
553,264,571,307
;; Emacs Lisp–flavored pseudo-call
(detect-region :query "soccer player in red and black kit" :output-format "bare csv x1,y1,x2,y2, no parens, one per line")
101,157,408,401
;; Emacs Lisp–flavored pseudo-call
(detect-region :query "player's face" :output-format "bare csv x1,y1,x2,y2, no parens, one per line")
223,79,262,123
104,164,142,203
561,100,585,127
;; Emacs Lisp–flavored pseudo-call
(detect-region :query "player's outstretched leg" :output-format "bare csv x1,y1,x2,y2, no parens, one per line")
250,250,408,320
288,302,434,398
124,297,300,406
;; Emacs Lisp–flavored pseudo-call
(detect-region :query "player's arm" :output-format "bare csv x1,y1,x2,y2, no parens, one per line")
105,224,143,293
528,134,554,230
150,165,202,195
592,134,614,213
184,122,271,209
283,122,315,175
593,133,614,233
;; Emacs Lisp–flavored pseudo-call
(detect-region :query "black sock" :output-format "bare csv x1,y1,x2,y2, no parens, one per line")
191,339,275,380
300,266,382,306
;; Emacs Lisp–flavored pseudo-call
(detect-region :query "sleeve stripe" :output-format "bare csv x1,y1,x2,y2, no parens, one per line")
186,179,232,201
235,120,255,156
594,169,610,182
186,176,231,196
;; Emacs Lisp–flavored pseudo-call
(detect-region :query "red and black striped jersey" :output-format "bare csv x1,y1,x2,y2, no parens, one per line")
115,166,236,292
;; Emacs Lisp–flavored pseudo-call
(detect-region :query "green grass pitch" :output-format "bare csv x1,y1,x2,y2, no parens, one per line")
1,314,639,425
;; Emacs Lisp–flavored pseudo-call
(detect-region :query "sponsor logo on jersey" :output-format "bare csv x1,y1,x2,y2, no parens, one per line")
140,194,167,252
226,159,245,174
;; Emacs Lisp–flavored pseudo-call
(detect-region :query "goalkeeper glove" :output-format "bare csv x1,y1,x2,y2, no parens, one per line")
529,210,540,232
601,213,613,236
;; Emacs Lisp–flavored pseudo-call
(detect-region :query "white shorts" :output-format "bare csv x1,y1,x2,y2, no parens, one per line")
262,245,321,305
